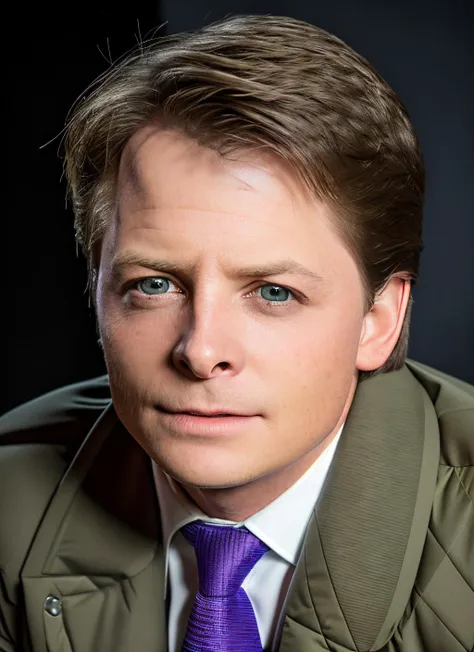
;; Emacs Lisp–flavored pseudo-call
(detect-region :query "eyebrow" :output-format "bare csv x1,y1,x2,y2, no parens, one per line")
111,252,328,284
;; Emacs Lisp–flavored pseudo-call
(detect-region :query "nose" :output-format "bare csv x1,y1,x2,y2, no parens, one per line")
171,298,243,380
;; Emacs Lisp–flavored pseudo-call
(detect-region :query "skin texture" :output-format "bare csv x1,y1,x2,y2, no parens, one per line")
95,127,411,521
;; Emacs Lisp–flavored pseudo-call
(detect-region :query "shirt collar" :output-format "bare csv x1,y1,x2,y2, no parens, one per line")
153,423,344,596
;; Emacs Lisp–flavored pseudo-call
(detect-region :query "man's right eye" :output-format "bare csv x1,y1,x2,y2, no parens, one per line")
135,277,179,295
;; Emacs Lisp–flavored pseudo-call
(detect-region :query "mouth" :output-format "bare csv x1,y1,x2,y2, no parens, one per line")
184,413,233,417
156,406,259,435
158,406,254,418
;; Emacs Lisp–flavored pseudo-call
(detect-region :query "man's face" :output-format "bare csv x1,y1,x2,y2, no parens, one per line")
96,127,366,490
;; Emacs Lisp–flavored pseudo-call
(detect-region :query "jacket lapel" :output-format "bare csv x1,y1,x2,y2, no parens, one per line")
278,365,440,651
21,402,168,652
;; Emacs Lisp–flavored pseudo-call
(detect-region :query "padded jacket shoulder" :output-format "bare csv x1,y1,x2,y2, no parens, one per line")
0,376,111,649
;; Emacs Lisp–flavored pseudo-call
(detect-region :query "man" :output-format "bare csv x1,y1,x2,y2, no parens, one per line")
0,13,472,652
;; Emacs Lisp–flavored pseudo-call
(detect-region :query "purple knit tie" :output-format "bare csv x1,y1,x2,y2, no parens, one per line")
181,520,269,651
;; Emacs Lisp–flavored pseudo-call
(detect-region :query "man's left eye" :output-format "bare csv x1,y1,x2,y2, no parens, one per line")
258,285,293,302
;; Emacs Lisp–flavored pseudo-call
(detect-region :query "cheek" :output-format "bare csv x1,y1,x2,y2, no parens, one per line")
98,285,169,346
98,305,172,388
270,315,360,412
282,308,361,372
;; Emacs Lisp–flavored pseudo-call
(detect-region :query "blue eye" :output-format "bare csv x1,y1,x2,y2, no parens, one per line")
137,277,172,294
259,285,292,303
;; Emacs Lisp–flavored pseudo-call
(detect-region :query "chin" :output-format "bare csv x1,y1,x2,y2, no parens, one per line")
171,467,252,490
161,454,261,490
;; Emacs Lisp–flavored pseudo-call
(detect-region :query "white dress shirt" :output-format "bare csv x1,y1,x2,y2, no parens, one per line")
152,423,344,652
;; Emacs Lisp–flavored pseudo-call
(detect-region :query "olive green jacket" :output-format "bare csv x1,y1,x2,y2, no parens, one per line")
0,360,473,652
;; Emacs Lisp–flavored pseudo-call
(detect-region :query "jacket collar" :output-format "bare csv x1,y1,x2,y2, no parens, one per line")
21,364,439,652
278,365,440,652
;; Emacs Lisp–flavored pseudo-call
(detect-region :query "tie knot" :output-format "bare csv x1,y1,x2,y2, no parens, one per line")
182,520,269,597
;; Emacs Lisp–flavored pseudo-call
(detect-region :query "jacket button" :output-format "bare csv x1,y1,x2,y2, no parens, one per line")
44,595,62,616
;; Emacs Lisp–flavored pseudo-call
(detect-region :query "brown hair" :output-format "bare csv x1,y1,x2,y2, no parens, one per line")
64,14,425,381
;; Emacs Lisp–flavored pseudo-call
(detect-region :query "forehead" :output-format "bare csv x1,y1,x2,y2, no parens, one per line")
107,126,359,291
118,126,312,218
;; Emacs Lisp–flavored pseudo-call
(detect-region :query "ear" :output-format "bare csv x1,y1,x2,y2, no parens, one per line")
356,277,411,372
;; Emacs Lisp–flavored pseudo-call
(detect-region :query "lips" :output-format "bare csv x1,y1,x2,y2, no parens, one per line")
158,406,252,417
185,412,232,417
158,409,258,436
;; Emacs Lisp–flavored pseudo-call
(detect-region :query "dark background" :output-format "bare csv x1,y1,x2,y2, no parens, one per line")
5,0,474,415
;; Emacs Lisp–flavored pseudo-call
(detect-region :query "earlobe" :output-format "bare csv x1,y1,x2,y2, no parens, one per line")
356,277,411,372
